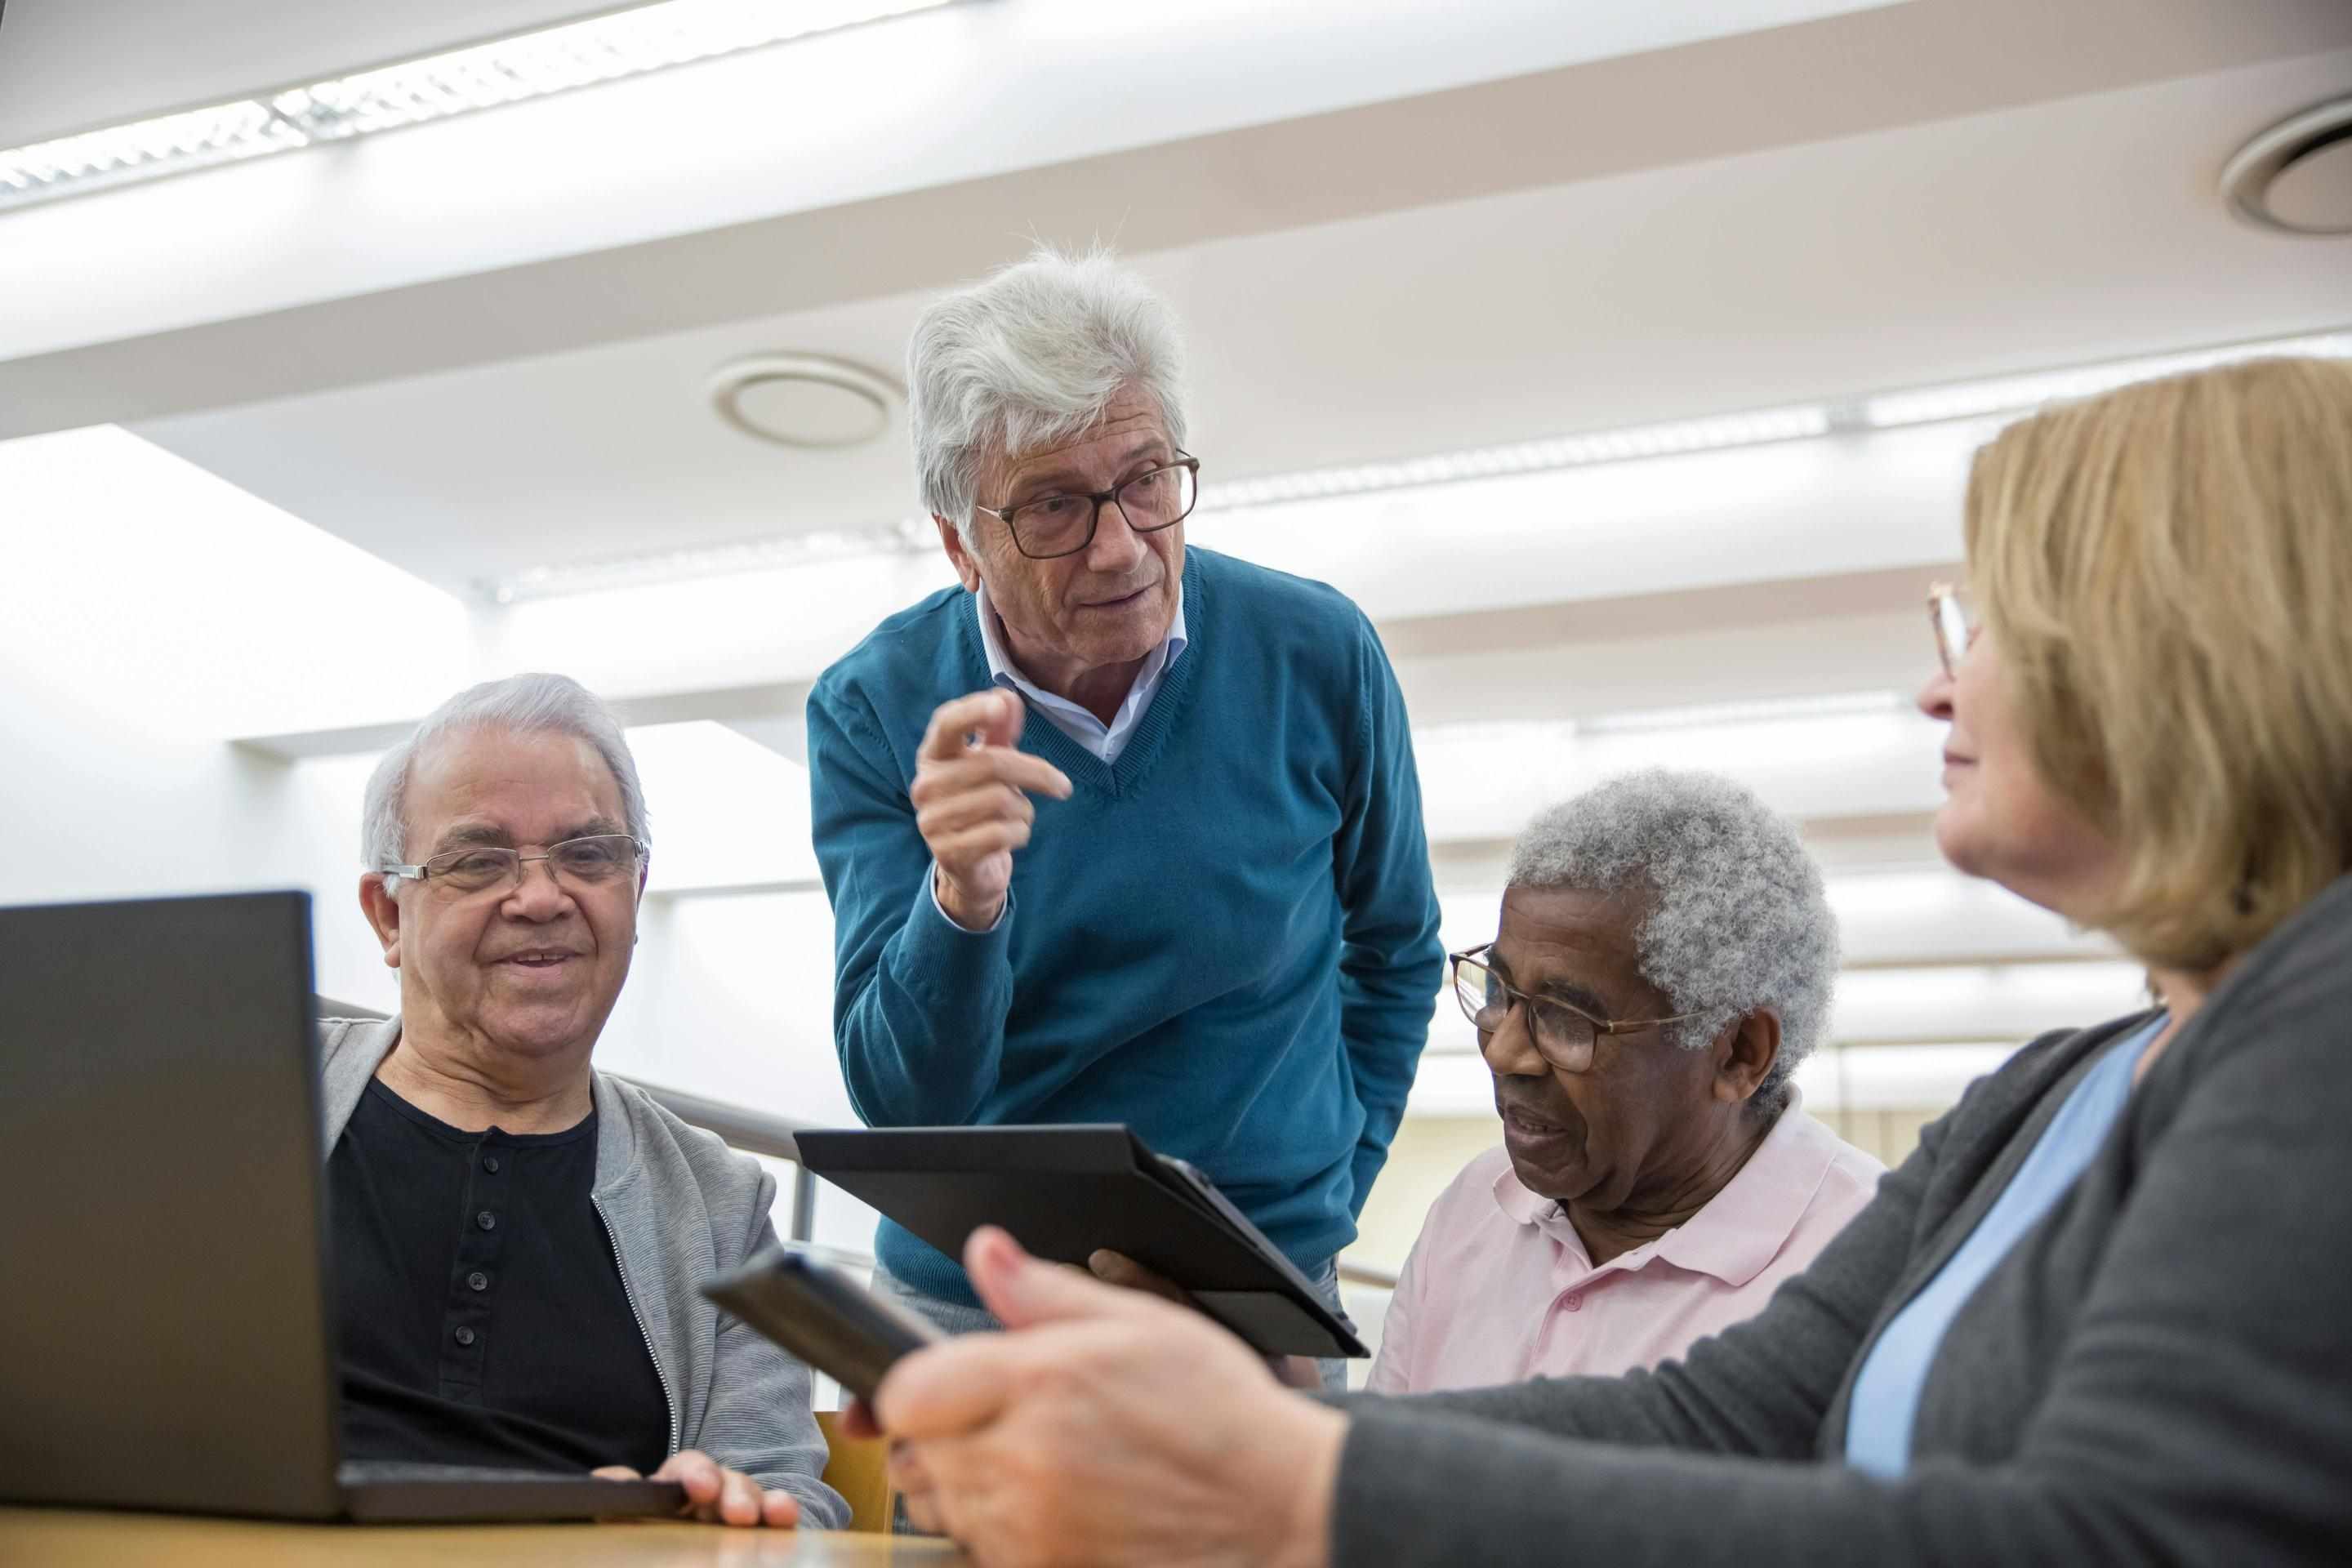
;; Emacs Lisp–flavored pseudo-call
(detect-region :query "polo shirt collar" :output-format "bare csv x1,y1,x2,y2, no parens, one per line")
1488,1088,1841,1287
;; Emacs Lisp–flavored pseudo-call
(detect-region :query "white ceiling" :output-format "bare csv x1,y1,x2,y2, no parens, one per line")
120,38,2352,595
8,0,2342,824
0,1,2345,723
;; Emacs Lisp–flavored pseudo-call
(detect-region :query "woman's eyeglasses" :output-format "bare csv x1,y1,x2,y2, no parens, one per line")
1927,582,1976,676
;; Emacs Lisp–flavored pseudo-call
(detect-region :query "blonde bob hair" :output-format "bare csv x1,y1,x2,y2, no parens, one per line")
1965,355,2352,973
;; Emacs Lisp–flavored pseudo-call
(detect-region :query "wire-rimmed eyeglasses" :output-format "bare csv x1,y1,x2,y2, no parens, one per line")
1450,945,1695,1075
381,834,648,896
973,456,1200,560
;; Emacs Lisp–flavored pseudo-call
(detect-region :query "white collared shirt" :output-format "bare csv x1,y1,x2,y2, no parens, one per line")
973,578,1187,765
927,579,1189,933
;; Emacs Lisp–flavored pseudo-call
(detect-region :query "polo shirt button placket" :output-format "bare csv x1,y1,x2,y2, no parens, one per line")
443,1135,507,1396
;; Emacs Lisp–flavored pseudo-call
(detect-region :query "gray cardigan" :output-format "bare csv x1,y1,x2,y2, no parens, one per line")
318,1019,849,1529
1333,871,2352,1566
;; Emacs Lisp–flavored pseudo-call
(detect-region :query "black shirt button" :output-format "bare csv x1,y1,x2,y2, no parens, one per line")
467,1271,490,1292
454,1326,477,1347
475,1210,497,1232
482,1156,501,1174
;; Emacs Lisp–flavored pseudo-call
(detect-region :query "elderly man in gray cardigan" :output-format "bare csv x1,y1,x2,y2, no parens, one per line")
329,672,844,1530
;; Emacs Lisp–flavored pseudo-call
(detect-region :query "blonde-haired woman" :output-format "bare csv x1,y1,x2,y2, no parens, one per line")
849,356,2352,1567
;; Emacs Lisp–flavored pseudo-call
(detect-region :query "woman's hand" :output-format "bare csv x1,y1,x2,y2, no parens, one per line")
592,1449,801,1528
860,1226,1348,1566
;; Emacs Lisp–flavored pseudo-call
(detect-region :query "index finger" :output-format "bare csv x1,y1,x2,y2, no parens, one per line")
920,690,1021,760
871,1318,1131,1441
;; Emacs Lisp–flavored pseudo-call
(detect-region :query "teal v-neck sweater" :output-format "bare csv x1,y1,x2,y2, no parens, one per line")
808,547,1443,1304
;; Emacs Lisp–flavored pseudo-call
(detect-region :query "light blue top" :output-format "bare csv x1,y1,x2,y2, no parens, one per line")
1844,1016,2164,1478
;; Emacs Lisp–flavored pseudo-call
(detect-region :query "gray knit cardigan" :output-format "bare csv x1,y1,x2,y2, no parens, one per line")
318,1018,848,1529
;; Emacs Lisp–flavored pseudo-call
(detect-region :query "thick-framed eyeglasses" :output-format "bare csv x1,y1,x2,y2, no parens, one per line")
381,834,648,896
973,456,1200,560
1450,944,1695,1075
1928,581,1977,677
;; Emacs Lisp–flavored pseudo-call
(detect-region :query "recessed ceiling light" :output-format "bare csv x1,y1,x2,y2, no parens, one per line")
2221,96,2352,237
709,354,902,450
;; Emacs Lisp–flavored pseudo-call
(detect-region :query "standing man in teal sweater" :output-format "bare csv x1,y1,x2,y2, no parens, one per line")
806,248,1442,1379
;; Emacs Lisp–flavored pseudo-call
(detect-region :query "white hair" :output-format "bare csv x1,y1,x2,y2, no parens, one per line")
361,673,649,876
1507,768,1838,1116
908,245,1189,538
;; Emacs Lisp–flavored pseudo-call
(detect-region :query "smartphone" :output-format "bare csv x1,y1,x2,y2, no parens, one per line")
701,1248,945,1403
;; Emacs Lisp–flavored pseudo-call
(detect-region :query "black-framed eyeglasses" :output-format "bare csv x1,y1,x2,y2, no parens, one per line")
381,834,648,896
973,456,1200,560
1450,944,1695,1075
1928,581,1977,677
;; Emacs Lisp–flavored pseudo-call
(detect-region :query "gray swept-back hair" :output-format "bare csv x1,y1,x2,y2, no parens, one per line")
362,673,649,878
1508,768,1838,1117
909,244,1188,537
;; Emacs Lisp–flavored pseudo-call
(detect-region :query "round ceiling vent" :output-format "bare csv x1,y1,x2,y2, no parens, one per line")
2221,96,2352,236
709,353,902,449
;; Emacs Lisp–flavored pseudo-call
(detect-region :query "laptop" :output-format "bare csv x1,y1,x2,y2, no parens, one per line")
0,890,683,1523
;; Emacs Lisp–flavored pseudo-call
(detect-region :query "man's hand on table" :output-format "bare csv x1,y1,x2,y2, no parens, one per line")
841,1227,1346,1567
913,690,1073,933
591,1450,800,1528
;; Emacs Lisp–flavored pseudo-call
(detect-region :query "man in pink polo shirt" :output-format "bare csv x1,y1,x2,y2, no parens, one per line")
1370,769,1883,1395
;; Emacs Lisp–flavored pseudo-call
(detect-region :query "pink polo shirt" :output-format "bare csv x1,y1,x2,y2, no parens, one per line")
1368,1091,1885,1395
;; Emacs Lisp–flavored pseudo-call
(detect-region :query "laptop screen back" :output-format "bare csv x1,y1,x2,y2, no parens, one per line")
0,891,345,1519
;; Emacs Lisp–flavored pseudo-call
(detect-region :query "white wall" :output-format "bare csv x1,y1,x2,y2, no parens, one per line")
0,426,472,1005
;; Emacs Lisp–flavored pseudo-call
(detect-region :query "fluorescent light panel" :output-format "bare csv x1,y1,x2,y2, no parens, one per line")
1579,689,1903,735
1415,691,1903,750
1861,329,2352,428
481,323,2352,602
0,0,953,210
487,515,933,604
1199,404,1832,512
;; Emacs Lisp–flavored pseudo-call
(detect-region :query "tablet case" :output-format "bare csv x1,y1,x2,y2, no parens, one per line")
794,1125,1369,1359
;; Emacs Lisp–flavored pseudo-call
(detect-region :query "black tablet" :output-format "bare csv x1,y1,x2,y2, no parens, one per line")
794,1125,1369,1360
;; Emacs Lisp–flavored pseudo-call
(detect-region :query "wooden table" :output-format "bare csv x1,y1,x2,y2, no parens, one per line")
0,1508,969,1566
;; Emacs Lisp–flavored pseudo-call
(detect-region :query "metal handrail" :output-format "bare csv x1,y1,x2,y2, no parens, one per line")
608,1076,825,1241
311,1001,1404,1281
310,996,828,1239
609,1076,811,1162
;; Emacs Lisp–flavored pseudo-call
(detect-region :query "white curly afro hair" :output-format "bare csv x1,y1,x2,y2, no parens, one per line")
1506,768,1838,1116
